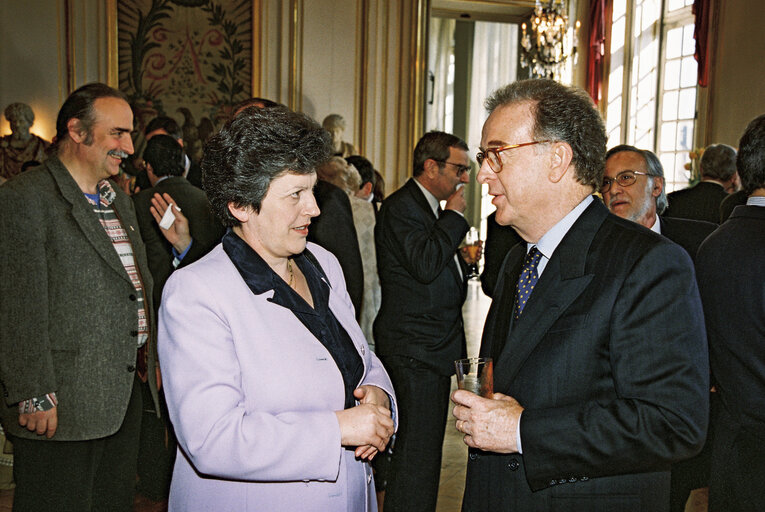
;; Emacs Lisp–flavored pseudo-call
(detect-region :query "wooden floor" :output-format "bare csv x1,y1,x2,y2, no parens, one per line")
0,280,709,511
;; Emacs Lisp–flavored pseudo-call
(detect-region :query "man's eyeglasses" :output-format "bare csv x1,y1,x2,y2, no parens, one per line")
435,160,471,176
476,140,551,173
600,170,651,194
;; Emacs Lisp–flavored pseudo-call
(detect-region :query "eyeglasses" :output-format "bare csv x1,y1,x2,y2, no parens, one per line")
476,140,551,173
435,160,471,176
600,170,651,194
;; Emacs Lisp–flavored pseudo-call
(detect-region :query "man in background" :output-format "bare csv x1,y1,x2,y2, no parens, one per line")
374,131,471,511
0,83,158,511
131,133,224,504
664,143,738,223
603,144,716,262
696,113,765,512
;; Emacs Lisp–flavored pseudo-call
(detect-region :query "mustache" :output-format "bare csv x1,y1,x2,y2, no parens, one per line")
107,149,130,159
608,196,624,208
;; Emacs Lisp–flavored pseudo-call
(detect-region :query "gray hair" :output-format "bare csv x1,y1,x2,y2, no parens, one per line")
700,144,737,181
485,79,606,190
605,144,668,214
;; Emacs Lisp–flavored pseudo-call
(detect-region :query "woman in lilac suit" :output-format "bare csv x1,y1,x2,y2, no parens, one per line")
157,106,397,511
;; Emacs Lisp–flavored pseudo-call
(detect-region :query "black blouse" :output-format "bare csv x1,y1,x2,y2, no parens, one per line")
222,230,363,409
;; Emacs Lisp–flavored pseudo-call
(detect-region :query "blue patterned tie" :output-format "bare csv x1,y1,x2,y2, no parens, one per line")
515,246,542,319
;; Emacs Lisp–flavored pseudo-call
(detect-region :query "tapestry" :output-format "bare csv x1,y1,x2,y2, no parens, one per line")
118,0,252,158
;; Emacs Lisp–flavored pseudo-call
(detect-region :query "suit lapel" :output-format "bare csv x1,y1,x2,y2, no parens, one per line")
405,179,464,289
491,200,607,392
48,158,133,285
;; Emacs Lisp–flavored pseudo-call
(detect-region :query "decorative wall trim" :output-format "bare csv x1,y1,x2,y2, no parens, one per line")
106,0,118,88
355,0,370,155
288,0,303,110
252,0,262,98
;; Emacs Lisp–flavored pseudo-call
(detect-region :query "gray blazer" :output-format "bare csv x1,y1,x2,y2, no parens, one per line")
0,156,158,441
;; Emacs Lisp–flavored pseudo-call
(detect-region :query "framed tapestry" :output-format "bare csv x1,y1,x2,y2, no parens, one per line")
116,0,255,159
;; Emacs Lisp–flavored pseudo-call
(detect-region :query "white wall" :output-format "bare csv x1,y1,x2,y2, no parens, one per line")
0,0,63,140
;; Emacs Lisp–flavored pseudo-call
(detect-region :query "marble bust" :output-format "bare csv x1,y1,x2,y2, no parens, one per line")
322,114,358,158
1,102,50,180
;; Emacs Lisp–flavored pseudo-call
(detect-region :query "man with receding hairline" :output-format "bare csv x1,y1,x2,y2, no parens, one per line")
0,83,158,511
452,79,708,511
603,145,716,263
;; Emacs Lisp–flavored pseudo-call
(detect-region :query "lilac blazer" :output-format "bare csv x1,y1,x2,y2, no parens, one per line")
158,242,397,512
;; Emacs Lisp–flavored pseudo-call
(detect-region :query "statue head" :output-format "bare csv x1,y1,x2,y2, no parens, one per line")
322,114,346,148
4,103,35,139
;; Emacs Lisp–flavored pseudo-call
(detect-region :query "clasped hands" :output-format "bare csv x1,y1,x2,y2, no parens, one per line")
336,385,394,461
451,390,524,453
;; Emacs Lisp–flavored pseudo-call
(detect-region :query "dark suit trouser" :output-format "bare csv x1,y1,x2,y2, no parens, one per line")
381,355,451,512
136,382,176,500
10,375,142,512
709,403,765,512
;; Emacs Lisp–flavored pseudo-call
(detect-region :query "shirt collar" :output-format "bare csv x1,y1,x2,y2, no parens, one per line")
650,213,661,234
532,195,594,262
747,196,765,207
413,177,441,217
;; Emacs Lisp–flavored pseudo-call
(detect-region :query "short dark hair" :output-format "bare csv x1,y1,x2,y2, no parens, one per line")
55,83,128,148
606,144,668,213
144,116,182,140
700,144,737,181
143,134,184,177
485,79,606,190
373,170,385,202
736,114,765,195
345,155,375,189
412,131,468,177
202,106,332,227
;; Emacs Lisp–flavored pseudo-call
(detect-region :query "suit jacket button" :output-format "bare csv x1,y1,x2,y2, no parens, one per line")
127,364,136,372
568,477,577,483
129,294,137,301
469,452,478,461
558,479,567,484
130,330,138,337
549,479,557,486
581,476,589,481
508,458,520,471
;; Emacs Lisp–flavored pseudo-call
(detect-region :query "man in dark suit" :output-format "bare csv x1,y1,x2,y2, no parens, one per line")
132,134,224,311
308,179,364,318
696,113,765,512
603,145,716,510
664,143,738,223
142,116,203,189
0,83,158,511
719,188,747,222
603,145,716,262
131,134,223,502
346,155,379,212
452,79,709,512
374,131,471,511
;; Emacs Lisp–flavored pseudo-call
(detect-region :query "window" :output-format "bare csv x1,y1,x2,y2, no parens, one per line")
607,1,697,192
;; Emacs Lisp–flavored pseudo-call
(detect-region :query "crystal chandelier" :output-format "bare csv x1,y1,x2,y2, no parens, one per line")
520,0,579,80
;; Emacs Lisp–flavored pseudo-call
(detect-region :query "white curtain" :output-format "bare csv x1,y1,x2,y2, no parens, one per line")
467,22,518,154
426,17,456,133
467,22,518,237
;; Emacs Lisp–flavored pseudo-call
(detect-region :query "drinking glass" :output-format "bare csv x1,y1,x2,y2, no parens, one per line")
464,227,481,279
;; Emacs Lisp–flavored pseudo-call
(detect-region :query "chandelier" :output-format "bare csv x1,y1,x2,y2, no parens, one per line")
520,0,579,80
